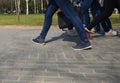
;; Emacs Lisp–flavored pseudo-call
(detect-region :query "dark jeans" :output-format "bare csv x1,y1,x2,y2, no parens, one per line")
80,0,93,14
83,10,90,27
74,0,93,25
39,0,90,44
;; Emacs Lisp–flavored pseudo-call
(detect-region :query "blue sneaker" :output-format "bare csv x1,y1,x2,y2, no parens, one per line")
72,42,92,50
32,36,46,45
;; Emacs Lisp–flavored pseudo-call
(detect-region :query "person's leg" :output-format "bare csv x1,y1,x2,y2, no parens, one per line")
93,8,117,36
92,8,108,34
83,10,90,27
39,1,58,39
33,0,58,44
80,0,93,14
55,0,92,50
104,18,117,36
87,0,115,30
102,18,111,32
75,0,93,40
91,10,101,33
96,7,117,36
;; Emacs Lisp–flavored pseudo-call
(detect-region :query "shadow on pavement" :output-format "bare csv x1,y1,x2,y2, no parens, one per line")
46,32,79,44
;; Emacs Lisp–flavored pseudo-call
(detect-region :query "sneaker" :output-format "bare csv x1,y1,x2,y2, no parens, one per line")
72,42,92,50
90,28,96,34
105,29,117,36
90,28,104,34
66,29,78,36
32,36,46,45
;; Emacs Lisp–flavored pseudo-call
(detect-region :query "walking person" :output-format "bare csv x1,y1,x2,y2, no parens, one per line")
90,0,117,36
69,0,93,41
86,0,120,31
32,0,92,50
75,0,118,37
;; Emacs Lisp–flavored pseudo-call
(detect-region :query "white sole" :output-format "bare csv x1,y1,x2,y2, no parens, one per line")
73,45,92,50
32,41,46,45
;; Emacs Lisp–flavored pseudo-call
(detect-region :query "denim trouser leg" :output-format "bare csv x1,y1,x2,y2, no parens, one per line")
83,10,90,26
39,1,58,39
81,0,93,14
55,0,90,44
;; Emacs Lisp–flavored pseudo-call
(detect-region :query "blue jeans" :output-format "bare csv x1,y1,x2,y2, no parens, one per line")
77,0,92,27
83,10,90,27
39,0,90,44
81,0,93,14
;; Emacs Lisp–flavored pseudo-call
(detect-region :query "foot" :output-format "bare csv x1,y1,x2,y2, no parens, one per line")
72,42,92,50
32,36,46,45
90,28,96,34
105,29,117,36
90,28,104,34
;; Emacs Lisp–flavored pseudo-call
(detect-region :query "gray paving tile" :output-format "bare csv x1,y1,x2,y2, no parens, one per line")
0,27,120,83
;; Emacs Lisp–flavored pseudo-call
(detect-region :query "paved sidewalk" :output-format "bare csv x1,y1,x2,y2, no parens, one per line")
0,26,120,83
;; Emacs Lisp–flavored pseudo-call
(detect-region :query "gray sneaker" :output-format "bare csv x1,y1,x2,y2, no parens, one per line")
32,36,46,45
72,42,92,50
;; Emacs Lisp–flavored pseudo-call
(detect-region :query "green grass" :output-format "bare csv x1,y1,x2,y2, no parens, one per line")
109,14,120,28
0,14,58,26
0,14,120,28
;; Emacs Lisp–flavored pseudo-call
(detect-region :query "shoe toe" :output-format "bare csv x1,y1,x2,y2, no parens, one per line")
32,38,39,43
72,43,92,50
